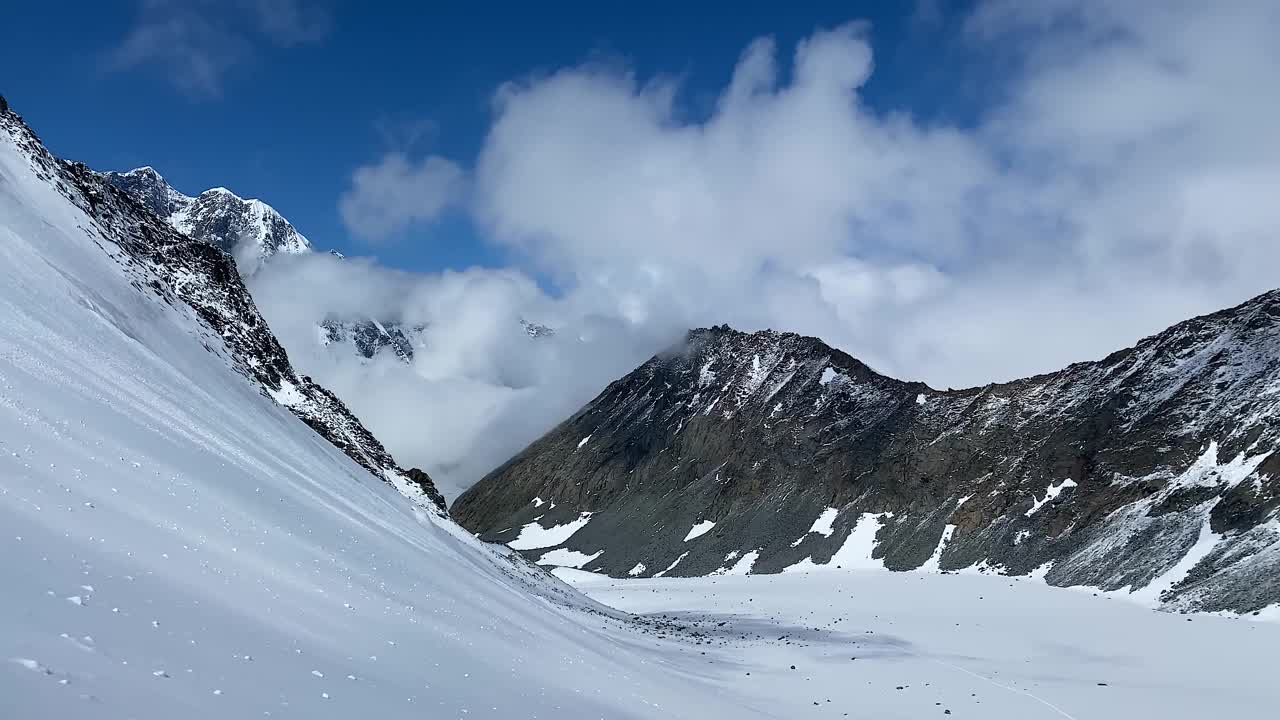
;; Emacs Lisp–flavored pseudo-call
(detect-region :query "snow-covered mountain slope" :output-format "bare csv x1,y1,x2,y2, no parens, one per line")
454,298,1280,615
5,112,444,510
0,99,782,719
104,166,310,274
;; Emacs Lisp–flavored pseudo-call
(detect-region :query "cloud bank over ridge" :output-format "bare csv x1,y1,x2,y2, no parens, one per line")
255,1,1280,496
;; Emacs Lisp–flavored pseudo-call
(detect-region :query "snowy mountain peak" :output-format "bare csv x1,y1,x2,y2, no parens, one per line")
104,166,311,275
102,163,190,220
203,186,241,199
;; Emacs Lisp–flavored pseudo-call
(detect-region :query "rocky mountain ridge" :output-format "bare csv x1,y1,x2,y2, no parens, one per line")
454,292,1280,614
106,167,551,366
103,166,311,274
2,99,445,511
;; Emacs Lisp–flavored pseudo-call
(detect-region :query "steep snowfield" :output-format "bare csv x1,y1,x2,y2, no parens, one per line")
556,570,1280,719
0,115,757,719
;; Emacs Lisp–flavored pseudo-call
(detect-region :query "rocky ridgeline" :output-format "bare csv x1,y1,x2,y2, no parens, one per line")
455,297,1280,614
0,98,445,512
103,166,311,273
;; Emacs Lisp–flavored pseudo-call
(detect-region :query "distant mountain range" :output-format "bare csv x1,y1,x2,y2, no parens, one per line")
454,295,1280,615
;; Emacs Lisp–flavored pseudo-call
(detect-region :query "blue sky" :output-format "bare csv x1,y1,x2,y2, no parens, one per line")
2,0,984,274
8,1,1279,484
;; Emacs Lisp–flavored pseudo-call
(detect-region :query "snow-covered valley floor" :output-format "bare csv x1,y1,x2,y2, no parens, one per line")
555,568,1280,719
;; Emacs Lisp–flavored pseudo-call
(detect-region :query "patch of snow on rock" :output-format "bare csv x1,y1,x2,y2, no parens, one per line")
1025,479,1079,517
536,548,603,569
786,512,892,573
683,520,716,542
654,552,689,577
918,524,957,572
508,512,594,550
714,550,759,576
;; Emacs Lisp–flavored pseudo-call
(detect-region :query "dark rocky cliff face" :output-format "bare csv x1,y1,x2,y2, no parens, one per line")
1,101,445,513
454,296,1280,613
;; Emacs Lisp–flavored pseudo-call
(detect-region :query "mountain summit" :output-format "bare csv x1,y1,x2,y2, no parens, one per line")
454,293,1280,614
104,166,311,274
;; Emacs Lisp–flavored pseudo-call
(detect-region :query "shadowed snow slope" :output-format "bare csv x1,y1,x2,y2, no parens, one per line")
0,102,761,718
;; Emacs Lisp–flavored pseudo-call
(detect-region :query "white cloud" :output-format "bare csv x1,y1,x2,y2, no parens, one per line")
476,25,962,277
339,153,466,241
110,0,330,97
467,5,1280,384
247,253,668,497
300,2,1280,495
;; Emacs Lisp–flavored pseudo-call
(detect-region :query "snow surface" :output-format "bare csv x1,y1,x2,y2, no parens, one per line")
507,512,593,550
0,125,779,719
554,569,1280,719
683,520,716,542
576,434,592,449
807,507,839,537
